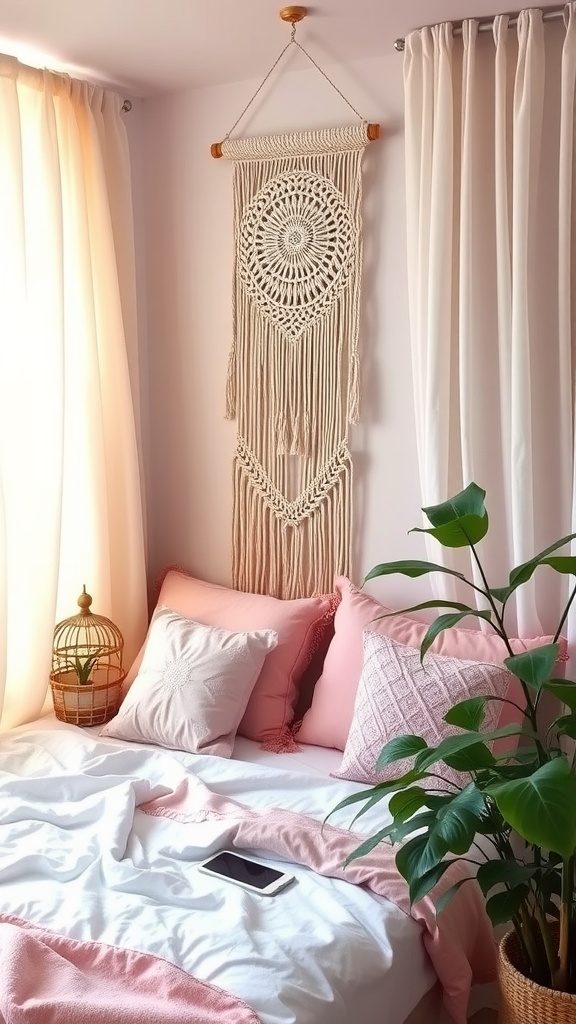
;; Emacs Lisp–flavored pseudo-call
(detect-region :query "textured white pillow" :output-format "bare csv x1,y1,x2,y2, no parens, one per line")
332,630,510,788
101,606,278,756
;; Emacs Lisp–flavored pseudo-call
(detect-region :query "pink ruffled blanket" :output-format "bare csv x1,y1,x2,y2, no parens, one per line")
0,913,261,1024
142,776,497,1024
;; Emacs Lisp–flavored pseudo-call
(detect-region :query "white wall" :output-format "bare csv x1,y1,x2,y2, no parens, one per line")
137,51,432,610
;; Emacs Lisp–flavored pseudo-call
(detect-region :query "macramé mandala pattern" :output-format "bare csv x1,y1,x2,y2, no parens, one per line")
237,170,358,342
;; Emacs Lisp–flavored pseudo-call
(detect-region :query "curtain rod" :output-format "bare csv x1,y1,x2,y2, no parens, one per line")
393,4,566,51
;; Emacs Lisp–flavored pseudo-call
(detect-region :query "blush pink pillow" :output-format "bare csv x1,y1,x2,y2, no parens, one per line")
296,576,567,751
125,570,336,750
332,630,511,788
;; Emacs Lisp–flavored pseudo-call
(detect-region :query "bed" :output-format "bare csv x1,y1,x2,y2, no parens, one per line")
0,569,501,1023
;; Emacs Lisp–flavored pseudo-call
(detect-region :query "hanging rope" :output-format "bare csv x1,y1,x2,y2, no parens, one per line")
211,16,377,157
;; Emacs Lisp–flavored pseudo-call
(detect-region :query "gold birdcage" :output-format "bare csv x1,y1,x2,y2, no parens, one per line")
50,586,125,726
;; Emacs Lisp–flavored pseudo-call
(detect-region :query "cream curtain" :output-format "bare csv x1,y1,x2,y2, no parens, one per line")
404,5,576,638
0,57,147,729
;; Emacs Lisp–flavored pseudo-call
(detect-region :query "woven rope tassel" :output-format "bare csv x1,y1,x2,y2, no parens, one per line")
224,126,367,598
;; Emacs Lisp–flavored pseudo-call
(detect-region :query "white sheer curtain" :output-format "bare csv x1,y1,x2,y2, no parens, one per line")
0,56,147,729
404,5,576,638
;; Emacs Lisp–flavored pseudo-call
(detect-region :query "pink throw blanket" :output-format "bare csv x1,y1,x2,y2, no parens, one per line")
0,913,261,1024
142,777,497,1024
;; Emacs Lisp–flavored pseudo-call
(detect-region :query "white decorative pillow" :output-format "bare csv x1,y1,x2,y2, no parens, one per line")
332,630,511,789
100,607,278,757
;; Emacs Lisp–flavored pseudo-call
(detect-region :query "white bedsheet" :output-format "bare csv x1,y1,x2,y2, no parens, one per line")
232,734,344,776
0,721,436,1024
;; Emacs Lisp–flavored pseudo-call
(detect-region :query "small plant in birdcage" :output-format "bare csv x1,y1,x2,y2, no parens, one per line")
49,587,125,726
56,650,104,685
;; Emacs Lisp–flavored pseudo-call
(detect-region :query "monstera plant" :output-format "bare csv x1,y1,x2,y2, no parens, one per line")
333,483,576,996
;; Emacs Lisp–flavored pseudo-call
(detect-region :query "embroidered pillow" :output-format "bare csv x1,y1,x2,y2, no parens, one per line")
296,575,567,751
124,569,337,751
332,630,511,788
101,607,277,756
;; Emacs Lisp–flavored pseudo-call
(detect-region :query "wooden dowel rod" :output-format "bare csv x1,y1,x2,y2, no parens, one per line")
210,123,381,158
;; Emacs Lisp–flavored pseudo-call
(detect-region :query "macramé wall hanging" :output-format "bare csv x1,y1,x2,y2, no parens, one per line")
212,6,380,600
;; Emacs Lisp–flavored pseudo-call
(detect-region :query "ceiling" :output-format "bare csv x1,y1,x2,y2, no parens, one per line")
0,0,564,97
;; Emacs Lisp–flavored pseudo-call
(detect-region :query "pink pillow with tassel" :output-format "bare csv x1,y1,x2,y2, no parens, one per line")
124,569,337,751
296,576,567,751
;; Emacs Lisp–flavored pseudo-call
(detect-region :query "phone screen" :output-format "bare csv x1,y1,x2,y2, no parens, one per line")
201,851,284,889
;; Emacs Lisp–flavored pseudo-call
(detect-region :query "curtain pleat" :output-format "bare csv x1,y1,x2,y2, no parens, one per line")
562,6,576,646
509,10,544,634
405,25,458,599
0,58,147,729
404,5,576,638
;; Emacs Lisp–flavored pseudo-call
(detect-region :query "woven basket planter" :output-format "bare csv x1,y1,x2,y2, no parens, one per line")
50,671,123,727
499,928,576,1024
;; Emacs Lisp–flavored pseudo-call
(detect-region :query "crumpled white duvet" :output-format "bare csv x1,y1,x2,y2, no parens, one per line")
0,723,435,1024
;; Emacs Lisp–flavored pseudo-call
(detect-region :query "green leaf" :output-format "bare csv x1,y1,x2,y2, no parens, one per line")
375,600,483,619
376,735,428,771
504,645,560,691
395,834,450,900
348,788,396,829
395,832,448,882
550,714,576,740
389,811,438,844
411,512,489,548
420,611,495,660
434,877,472,916
422,483,487,526
543,556,576,574
538,866,562,899
409,860,453,905
488,586,514,604
485,885,530,927
388,787,432,823
507,535,576,592
481,759,538,783
442,742,497,772
345,826,395,866
326,776,412,824
543,680,576,714
444,697,487,732
476,860,540,897
364,560,468,585
489,759,576,859
433,784,486,854
414,725,530,773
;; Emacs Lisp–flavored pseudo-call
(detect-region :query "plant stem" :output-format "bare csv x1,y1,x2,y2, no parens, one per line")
534,902,558,986
468,541,548,764
512,914,533,976
554,581,576,645
519,903,548,984
554,855,574,991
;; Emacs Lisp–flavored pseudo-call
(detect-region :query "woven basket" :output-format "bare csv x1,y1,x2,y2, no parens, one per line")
499,928,576,1024
50,672,124,727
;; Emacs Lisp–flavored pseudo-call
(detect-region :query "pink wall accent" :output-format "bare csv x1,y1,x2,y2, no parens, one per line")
134,54,433,612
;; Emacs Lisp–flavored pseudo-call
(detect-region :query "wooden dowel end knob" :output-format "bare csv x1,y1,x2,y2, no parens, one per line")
210,142,223,158
367,123,380,141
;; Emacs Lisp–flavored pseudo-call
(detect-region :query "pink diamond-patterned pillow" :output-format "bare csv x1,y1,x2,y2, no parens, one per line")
332,630,511,789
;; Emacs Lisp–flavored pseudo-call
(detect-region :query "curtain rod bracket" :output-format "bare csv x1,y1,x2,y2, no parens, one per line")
122,99,132,113
394,38,405,52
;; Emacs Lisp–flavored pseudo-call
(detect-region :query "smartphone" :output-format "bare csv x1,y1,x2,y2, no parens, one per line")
197,850,295,896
